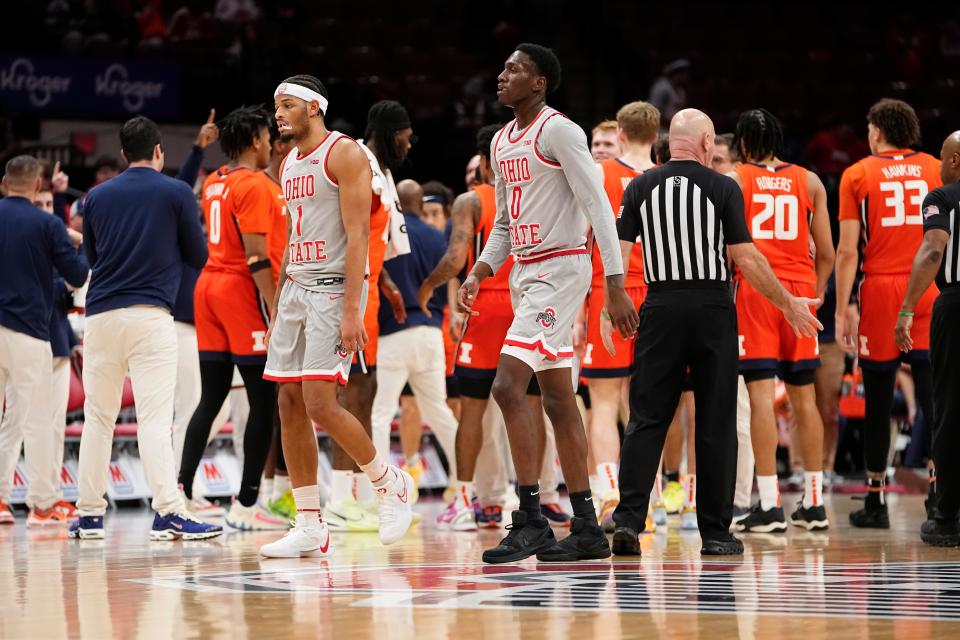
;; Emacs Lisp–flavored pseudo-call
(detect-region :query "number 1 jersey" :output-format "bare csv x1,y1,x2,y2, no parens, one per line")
839,149,942,276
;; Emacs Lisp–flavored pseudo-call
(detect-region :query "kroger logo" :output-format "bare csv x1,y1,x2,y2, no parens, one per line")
94,64,164,112
0,58,72,108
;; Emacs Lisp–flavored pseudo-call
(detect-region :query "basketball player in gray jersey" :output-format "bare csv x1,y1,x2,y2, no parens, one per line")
259,75,413,559
461,44,639,563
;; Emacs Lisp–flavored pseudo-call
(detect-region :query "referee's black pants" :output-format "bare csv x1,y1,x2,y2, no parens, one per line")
614,286,739,540
931,287,960,521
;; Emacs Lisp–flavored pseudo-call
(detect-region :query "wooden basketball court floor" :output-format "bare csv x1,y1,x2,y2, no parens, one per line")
1,492,958,640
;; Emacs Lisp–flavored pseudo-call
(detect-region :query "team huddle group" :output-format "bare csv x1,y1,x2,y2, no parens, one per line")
2,42,959,563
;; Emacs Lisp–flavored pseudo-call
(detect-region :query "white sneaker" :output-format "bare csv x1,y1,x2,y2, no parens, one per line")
376,467,414,545
681,505,698,530
225,501,290,531
259,514,332,558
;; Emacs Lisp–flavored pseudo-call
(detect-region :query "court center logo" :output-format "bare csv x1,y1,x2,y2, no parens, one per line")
537,307,557,329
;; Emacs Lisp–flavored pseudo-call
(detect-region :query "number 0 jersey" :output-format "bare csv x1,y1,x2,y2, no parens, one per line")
838,149,942,276
200,165,274,276
735,162,815,284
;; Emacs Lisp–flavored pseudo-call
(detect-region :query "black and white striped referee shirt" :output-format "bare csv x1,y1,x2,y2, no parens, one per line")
617,160,751,288
922,181,960,289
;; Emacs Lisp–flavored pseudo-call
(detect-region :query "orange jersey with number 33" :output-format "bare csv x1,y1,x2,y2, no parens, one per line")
838,149,942,276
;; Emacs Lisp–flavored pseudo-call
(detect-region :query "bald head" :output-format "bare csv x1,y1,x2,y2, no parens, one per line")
668,109,716,166
397,179,423,215
941,130,960,184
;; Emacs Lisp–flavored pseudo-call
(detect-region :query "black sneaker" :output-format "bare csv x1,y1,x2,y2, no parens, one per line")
482,510,556,564
611,526,641,556
536,517,611,562
702,533,744,555
925,485,939,521
920,519,960,547
735,505,787,533
849,496,889,529
790,503,830,531
731,505,751,526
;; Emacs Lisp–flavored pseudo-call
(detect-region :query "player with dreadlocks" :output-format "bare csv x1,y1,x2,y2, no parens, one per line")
177,105,289,532
323,100,414,530
728,108,835,534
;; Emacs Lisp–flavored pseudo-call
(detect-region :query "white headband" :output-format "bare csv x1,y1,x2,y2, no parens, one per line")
274,83,329,114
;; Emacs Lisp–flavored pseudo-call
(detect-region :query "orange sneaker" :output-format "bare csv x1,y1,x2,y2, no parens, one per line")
27,506,68,527
55,501,79,522
0,500,14,525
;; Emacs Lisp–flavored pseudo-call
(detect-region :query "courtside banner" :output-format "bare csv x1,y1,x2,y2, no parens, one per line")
0,55,180,117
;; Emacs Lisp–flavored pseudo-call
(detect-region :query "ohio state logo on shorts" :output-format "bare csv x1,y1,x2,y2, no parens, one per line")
335,343,349,359
536,307,557,329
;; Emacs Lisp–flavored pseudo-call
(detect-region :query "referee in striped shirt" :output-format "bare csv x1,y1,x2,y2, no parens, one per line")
895,130,960,547
607,109,821,556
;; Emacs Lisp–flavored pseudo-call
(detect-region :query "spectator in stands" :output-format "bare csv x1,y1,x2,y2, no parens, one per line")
0,155,88,527
70,116,220,541
648,59,690,130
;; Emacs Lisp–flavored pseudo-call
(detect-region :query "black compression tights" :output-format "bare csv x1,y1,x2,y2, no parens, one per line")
862,362,934,474
178,361,277,507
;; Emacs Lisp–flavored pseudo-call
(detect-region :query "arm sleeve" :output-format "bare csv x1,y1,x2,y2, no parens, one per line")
617,181,642,242
175,182,209,269
541,117,624,276
49,218,90,287
234,177,273,235
838,164,863,221
922,188,952,234
475,136,512,273
176,145,204,188
719,176,752,244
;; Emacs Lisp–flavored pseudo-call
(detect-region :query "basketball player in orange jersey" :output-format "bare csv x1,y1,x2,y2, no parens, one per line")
728,109,835,534
835,98,942,528
577,101,659,532
462,44,638,563
260,75,413,558
324,100,413,531
177,106,288,532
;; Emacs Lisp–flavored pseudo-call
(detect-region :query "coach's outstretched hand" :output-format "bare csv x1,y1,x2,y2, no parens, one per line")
784,296,823,338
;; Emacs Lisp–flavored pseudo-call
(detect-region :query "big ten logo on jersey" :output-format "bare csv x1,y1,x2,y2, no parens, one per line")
252,330,266,352
458,342,473,364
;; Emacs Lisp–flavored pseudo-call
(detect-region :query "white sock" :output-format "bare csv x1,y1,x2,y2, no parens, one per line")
757,475,780,511
292,485,321,527
405,452,421,468
456,481,473,508
259,478,273,509
331,470,353,504
683,474,696,508
360,452,393,489
356,475,376,508
596,462,619,495
804,471,824,508
272,474,291,502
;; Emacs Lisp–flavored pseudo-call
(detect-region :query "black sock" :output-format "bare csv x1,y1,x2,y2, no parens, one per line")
569,490,596,521
236,365,278,508
866,477,886,508
518,485,544,521
178,361,234,498
665,470,680,484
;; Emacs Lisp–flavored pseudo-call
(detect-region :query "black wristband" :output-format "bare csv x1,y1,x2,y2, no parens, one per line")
248,259,271,275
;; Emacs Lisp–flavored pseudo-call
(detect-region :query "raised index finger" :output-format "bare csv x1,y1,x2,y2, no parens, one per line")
206,108,216,124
